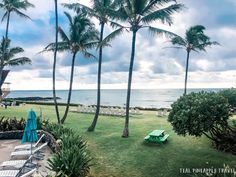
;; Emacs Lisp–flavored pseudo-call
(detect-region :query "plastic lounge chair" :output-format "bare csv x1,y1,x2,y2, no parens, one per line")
0,168,36,177
0,156,33,170
11,142,48,158
14,134,45,151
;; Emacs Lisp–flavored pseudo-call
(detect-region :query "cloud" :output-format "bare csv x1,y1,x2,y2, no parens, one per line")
0,0,235,90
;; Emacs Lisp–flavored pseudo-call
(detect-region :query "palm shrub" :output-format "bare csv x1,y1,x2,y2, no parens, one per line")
168,92,236,154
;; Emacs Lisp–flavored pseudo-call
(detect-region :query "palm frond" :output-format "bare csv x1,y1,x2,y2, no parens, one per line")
84,41,100,50
1,11,8,22
195,41,220,52
9,47,24,55
148,26,178,38
58,27,70,43
109,21,127,29
13,9,31,19
171,36,187,47
99,27,126,48
4,57,31,66
142,3,183,25
64,11,73,26
81,51,97,59
44,42,70,52
63,3,100,19
163,46,185,50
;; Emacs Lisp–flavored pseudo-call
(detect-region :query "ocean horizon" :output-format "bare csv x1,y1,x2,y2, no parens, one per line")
7,88,225,108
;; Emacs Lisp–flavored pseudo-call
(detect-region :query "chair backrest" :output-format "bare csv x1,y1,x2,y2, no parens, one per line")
20,168,36,177
33,142,48,154
34,134,45,147
15,155,34,177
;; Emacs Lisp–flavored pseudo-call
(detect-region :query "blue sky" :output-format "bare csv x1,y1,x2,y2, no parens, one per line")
0,0,236,90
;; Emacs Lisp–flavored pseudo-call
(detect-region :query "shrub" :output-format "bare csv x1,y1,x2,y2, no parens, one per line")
219,88,236,112
48,146,91,177
42,121,73,139
168,92,236,154
48,131,91,177
0,117,26,131
168,92,230,137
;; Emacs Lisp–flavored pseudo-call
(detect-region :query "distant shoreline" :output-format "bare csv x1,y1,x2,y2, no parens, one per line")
3,100,171,110
9,88,229,91
5,88,231,109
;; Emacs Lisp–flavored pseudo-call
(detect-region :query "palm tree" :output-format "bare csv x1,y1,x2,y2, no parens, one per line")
102,0,183,137
170,25,219,95
0,0,34,40
63,0,122,132
52,0,61,124
0,37,31,80
0,0,34,97
45,12,99,124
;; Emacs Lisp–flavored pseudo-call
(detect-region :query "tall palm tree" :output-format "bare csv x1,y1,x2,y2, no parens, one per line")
52,0,61,124
170,25,219,95
63,0,122,132
102,0,183,137
45,12,99,124
0,37,31,78
0,0,34,97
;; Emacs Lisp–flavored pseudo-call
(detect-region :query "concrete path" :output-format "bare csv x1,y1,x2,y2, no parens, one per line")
0,140,52,176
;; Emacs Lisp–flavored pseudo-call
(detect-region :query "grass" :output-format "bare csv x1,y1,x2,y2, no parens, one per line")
0,104,236,177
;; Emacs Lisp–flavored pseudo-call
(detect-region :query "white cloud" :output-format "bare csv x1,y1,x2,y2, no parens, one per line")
1,0,236,90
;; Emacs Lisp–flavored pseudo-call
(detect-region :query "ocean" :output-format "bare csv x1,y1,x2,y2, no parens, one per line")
8,88,223,108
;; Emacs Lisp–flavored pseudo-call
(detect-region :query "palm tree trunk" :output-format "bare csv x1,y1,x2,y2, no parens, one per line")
53,0,61,124
0,12,10,100
0,66,3,99
122,31,137,138
5,12,10,40
61,52,77,124
87,22,105,132
184,50,190,95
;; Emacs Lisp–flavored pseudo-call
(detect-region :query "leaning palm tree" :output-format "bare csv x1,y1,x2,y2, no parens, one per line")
52,0,61,124
102,0,183,137
170,25,219,95
0,0,34,95
45,12,99,124
0,37,31,81
63,0,122,132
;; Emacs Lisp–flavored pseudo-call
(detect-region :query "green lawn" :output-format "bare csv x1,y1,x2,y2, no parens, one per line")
0,104,236,177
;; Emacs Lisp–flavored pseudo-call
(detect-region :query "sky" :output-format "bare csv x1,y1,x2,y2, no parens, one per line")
0,0,236,90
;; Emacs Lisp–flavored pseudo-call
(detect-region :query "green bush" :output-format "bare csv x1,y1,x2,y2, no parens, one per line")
0,117,26,131
168,92,230,137
44,123,91,177
219,88,236,111
42,121,73,139
168,92,236,154
48,146,91,177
